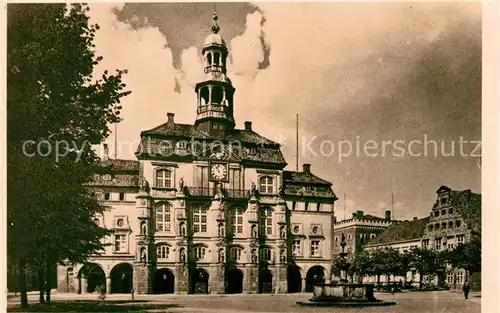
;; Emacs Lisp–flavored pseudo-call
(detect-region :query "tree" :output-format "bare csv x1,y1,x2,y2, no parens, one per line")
350,250,373,283
409,247,444,288
444,237,481,278
7,3,130,309
370,249,389,286
397,250,412,286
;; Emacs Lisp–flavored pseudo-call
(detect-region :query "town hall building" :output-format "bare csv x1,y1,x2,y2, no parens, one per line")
57,13,338,295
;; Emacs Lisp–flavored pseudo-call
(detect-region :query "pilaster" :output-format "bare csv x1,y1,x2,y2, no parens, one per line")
244,265,259,293
133,263,153,294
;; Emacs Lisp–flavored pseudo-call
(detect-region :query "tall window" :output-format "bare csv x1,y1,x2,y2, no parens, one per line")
194,245,206,261
292,239,302,256
157,245,170,260
259,176,274,194
193,207,208,233
310,240,320,257
230,246,242,262
156,203,171,232
230,208,244,234
435,238,442,250
457,234,465,245
423,239,429,249
260,209,273,236
260,247,273,262
446,273,454,284
114,234,127,253
156,169,172,188
457,272,464,283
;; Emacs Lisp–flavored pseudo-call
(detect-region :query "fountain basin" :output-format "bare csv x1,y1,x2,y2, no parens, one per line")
297,283,396,307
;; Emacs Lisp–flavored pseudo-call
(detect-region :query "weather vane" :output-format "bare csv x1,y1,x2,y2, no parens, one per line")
211,4,220,34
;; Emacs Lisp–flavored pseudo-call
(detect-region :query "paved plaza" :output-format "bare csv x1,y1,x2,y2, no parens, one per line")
7,291,481,313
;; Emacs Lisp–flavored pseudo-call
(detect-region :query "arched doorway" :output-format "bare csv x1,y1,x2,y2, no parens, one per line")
191,268,209,294
78,263,105,294
306,265,325,292
259,269,273,294
287,265,302,293
153,268,175,294
110,263,133,294
225,268,243,294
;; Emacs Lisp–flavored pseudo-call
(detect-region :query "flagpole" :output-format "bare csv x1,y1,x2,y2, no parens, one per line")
296,114,299,171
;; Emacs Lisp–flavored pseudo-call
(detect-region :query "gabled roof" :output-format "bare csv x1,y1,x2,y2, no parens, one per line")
100,159,139,173
141,122,278,146
365,217,430,245
283,170,331,185
136,123,287,165
450,189,481,234
437,185,452,194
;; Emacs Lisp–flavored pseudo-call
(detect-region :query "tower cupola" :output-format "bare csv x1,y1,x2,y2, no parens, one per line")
195,10,235,135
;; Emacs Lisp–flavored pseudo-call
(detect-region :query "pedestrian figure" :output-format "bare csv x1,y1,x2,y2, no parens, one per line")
131,287,135,300
463,281,471,299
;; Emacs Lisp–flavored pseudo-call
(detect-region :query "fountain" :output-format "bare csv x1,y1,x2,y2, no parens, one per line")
297,234,396,307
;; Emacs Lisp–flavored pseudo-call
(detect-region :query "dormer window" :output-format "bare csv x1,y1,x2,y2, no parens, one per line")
259,176,274,194
248,147,256,155
103,174,112,181
176,141,187,150
156,169,172,188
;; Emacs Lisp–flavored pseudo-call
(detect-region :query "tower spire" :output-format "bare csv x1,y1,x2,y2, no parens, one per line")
211,7,220,34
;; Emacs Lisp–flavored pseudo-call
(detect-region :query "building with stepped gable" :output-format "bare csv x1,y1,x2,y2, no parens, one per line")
360,185,481,290
57,12,338,295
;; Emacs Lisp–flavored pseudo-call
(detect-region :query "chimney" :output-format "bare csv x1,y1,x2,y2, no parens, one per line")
103,144,109,161
413,217,417,221
385,210,391,221
167,113,175,128
244,121,252,131
357,210,364,218
303,164,311,173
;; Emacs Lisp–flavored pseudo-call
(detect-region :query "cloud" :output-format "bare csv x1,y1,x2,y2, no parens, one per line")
87,3,481,219
89,3,194,158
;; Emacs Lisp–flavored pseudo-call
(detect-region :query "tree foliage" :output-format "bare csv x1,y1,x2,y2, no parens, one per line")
444,237,481,275
7,3,131,309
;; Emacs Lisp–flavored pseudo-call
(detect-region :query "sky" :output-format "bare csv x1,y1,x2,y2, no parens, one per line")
88,2,481,221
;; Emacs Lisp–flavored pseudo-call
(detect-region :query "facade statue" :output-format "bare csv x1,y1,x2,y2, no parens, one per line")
214,181,224,199
247,182,260,199
278,184,285,198
141,178,150,194
179,177,184,191
251,225,258,238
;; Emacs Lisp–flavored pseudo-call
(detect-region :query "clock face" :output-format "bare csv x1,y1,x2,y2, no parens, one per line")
210,163,228,181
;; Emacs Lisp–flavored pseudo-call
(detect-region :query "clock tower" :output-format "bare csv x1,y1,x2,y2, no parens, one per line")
194,11,236,136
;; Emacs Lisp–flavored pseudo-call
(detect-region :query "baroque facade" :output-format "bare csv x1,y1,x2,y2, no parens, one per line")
361,185,481,290
57,13,337,295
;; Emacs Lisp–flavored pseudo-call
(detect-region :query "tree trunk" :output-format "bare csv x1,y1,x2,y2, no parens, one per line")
419,273,422,289
38,267,45,304
377,275,380,286
45,260,51,303
19,259,28,311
